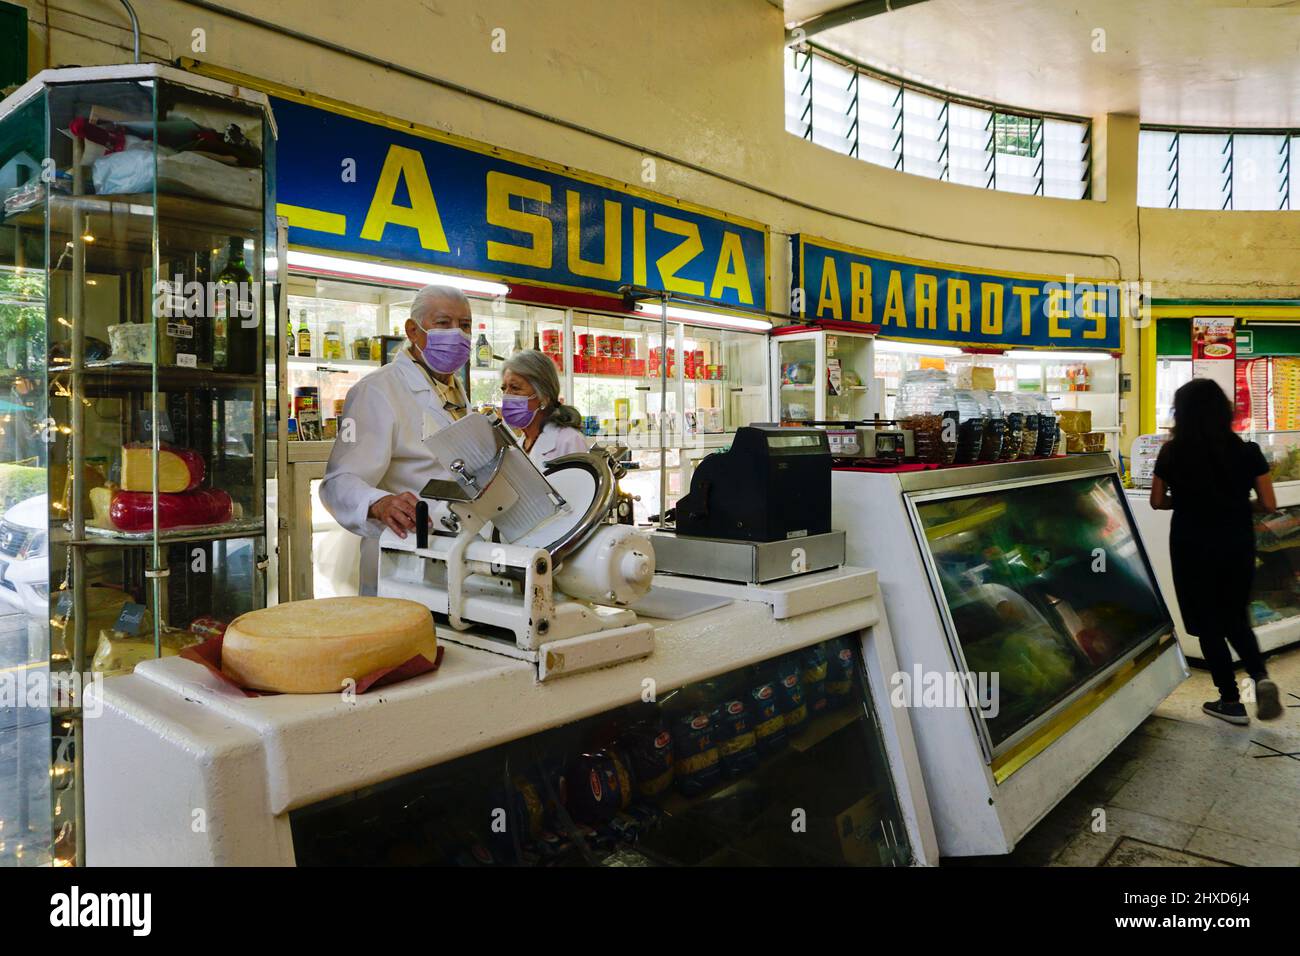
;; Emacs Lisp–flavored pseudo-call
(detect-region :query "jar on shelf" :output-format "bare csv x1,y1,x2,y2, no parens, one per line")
896,369,958,465
1015,393,1042,458
1032,393,1060,456
994,391,1025,461
952,389,986,464
974,391,1007,462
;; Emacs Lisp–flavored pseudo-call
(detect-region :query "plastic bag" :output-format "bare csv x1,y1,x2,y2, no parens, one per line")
92,145,260,205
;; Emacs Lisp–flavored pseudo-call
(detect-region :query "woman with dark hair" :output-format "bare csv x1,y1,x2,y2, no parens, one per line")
1151,378,1282,724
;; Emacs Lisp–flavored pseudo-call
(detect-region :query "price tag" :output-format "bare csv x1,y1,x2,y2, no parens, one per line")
114,602,146,636
176,353,197,369
138,410,176,443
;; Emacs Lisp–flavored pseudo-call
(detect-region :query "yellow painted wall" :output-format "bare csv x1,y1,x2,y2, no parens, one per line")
10,0,1300,451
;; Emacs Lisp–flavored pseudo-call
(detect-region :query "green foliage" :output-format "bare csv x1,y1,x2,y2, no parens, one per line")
0,262,46,371
0,462,45,510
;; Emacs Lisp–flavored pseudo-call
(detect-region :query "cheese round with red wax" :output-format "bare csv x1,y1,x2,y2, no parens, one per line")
220,597,437,694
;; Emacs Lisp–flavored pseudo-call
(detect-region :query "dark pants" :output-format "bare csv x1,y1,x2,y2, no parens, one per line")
1198,610,1268,703
1170,518,1268,703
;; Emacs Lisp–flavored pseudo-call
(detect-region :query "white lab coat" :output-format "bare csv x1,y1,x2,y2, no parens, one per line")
319,349,458,596
528,421,588,469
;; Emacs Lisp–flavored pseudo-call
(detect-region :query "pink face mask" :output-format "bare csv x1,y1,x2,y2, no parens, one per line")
420,328,471,374
501,393,539,428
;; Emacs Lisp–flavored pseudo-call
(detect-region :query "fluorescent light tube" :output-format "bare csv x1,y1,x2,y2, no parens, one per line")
287,251,509,296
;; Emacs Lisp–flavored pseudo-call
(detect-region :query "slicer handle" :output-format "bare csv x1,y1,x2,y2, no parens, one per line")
415,500,429,549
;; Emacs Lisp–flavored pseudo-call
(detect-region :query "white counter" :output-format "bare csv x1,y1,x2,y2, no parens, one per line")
83,568,940,866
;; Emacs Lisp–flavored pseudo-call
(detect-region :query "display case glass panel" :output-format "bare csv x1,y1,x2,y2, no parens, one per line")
1250,429,1300,483
1251,503,1300,627
776,334,817,421
467,300,566,409
290,636,912,867
913,473,1170,750
823,331,878,422
0,92,52,866
0,67,274,865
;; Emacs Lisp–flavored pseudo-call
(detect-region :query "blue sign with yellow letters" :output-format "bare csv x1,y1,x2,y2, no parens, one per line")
793,235,1123,351
270,95,768,310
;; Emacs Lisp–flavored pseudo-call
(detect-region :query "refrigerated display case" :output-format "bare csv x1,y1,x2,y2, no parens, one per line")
1127,429,1300,660
772,324,879,424
85,569,939,866
833,454,1186,856
0,64,276,865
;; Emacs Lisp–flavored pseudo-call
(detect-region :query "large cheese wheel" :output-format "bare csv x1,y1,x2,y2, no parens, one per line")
220,597,436,694
121,444,205,493
108,488,233,532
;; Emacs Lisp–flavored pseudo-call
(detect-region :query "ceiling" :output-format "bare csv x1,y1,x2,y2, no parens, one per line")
777,0,1300,127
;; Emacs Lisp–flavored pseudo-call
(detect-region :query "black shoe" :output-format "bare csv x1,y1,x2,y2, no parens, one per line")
1255,679,1282,721
1203,700,1250,725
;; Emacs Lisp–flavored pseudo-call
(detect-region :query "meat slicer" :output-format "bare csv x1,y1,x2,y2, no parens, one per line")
377,413,656,680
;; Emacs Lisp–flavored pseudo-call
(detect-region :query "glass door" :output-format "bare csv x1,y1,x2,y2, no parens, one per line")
774,331,818,422
910,471,1171,754
824,331,878,422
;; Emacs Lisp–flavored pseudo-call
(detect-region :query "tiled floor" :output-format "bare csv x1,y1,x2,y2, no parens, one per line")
955,644,1300,867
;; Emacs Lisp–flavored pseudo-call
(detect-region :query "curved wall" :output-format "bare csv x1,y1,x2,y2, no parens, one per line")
17,0,1300,446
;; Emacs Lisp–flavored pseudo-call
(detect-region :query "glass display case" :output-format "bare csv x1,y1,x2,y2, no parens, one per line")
1250,428,1300,483
913,471,1170,751
772,325,878,423
0,66,275,865
1241,430,1300,630
289,635,912,867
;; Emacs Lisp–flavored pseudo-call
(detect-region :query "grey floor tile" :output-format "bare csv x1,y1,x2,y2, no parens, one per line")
1101,837,1230,867
1201,775,1300,850
1097,805,1196,849
1108,763,1232,826
1134,712,1256,755
1050,830,1118,867
1186,826,1300,867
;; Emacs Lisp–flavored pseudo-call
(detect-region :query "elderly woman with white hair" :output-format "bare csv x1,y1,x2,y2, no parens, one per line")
500,349,588,467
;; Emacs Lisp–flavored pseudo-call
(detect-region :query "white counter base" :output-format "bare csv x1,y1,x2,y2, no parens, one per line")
84,568,941,867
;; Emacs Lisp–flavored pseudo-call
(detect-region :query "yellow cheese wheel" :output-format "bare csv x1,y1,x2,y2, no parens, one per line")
221,597,436,694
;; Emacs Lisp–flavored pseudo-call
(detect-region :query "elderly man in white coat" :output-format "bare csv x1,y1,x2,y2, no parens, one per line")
319,284,473,595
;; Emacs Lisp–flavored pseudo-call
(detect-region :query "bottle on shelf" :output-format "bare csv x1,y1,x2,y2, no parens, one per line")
475,323,492,368
162,252,205,369
323,321,344,361
213,237,252,371
297,309,312,357
286,313,295,357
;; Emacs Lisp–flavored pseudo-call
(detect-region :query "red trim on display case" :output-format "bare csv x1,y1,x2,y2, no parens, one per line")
505,283,627,314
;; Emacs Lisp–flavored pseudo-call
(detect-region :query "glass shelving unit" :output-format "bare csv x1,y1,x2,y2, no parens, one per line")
0,65,275,866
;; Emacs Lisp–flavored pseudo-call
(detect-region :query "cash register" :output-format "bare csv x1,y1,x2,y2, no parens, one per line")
650,425,846,583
